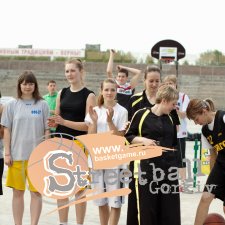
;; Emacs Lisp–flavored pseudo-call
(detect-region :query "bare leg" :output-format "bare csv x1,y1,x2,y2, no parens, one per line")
179,168,186,181
57,198,69,224
109,207,121,225
30,191,42,225
194,192,214,225
75,202,87,224
13,189,25,225
75,190,87,224
99,205,110,225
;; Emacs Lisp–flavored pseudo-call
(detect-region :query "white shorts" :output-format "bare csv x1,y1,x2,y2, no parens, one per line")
90,169,125,208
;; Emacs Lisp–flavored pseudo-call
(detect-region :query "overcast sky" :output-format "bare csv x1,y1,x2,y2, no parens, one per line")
1,0,224,60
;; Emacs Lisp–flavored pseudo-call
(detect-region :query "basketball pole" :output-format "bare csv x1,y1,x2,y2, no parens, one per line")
175,60,179,78
193,139,199,188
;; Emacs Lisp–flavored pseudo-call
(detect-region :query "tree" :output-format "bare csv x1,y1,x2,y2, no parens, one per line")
182,60,189,65
101,50,138,63
145,55,154,64
121,51,137,63
195,50,225,66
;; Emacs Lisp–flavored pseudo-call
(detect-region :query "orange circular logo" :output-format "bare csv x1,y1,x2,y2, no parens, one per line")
28,137,88,199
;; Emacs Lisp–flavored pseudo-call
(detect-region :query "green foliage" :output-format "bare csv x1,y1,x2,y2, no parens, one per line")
52,57,68,62
182,60,189,65
145,55,154,64
85,51,105,62
196,50,225,66
0,56,12,60
84,50,138,63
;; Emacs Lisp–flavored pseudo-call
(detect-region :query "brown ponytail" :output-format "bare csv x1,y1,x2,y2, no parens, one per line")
186,98,215,120
65,58,85,85
204,98,215,112
97,78,117,107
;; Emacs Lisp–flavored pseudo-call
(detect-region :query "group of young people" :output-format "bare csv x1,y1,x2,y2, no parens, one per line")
0,49,224,225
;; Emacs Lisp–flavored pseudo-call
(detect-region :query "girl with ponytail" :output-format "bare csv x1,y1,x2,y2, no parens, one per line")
85,78,128,225
49,58,96,225
186,98,225,225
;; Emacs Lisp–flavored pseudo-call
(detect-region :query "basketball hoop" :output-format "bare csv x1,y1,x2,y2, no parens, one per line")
151,39,186,77
160,57,175,64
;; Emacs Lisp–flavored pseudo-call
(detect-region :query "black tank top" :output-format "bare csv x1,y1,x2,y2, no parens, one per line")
56,87,94,139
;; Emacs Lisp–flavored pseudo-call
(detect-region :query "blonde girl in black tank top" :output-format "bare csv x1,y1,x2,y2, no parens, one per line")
49,59,96,225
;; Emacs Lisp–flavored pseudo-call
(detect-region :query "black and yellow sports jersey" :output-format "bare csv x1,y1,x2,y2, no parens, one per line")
202,110,225,164
128,90,153,121
202,110,225,205
128,90,180,126
126,107,178,170
125,107,180,225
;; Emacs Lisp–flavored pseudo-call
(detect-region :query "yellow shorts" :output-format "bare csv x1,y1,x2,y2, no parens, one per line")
6,161,37,192
74,139,88,157
74,140,90,190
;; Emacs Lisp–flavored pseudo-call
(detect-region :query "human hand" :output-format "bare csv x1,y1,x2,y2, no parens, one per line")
48,115,65,125
142,137,157,146
4,154,13,167
117,65,123,71
47,117,57,128
110,49,116,54
106,107,114,123
89,106,98,123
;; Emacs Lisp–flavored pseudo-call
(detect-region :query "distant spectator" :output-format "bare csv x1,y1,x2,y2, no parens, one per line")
43,80,57,116
163,75,190,188
107,49,142,110
43,80,58,133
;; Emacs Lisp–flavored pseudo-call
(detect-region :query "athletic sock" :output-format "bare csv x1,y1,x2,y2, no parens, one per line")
59,222,68,225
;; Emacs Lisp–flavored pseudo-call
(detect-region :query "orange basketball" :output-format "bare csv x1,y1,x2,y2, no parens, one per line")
203,213,225,225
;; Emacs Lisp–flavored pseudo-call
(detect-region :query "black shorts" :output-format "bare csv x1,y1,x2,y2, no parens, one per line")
203,161,225,205
0,158,4,195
